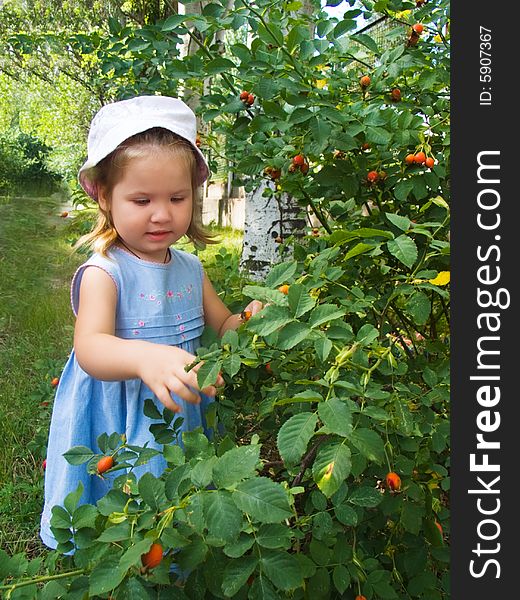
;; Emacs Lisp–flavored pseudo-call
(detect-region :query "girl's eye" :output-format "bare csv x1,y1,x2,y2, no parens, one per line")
134,199,149,205
171,197,185,203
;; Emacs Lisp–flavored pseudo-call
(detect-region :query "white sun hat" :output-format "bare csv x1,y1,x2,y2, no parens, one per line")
78,95,210,200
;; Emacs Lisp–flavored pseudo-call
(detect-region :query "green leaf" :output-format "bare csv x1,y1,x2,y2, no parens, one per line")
143,398,163,420
191,456,218,488
163,443,185,466
314,336,333,362
249,573,279,600
289,107,314,124
246,305,292,336
256,523,292,549
204,490,243,542
353,32,380,54
313,442,352,497
50,505,72,529
222,353,241,378
222,556,258,597
118,538,153,572
97,522,131,543
366,126,391,145
344,242,374,261
63,482,84,514
356,323,379,346
161,14,187,30
394,179,414,201
233,478,292,523
213,445,261,488
349,485,383,507
318,399,352,437
333,564,351,595
309,116,332,146
205,57,236,75
265,261,298,288
386,212,411,231
62,446,95,465
72,504,98,530
288,284,316,318
334,503,358,526
276,321,311,350
401,501,424,534
406,291,431,325
261,549,303,590
277,412,318,465
138,472,168,511
196,359,222,389
387,235,418,269
349,428,385,463
96,489,130,516
89,554,126,597
333,19,357,37
242,285,288,306
308,304,345,328
224,533,255,558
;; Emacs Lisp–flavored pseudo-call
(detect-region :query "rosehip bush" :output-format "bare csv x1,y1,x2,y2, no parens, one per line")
1,0,450,598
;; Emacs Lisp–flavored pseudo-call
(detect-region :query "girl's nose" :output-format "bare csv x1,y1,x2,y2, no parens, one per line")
150,202,171,222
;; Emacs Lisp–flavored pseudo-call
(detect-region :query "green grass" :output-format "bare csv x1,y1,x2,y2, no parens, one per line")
0,195,243,559
0,193,82,557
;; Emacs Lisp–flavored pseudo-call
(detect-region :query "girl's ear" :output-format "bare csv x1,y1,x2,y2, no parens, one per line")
97,187,109,211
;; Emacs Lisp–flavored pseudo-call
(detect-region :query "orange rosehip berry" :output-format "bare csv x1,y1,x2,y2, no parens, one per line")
293,154,305,166
385,471,402,491
390,88,401,102
50,377,60,387
97,456,114,475
278,284,290,295
405,153,416,165
141,542,164,569
359,75,371,88
414,151,426,164
412,23,424,34
367,170,379,183
425,156,435,168
239,90,249,100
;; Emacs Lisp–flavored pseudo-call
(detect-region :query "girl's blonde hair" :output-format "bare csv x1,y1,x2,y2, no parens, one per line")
75,127,216,256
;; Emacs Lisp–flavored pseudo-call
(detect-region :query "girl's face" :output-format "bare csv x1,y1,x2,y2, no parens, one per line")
100,150,193,262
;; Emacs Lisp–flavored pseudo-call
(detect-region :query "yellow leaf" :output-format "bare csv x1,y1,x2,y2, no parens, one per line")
428,271,450,286
315,79,328,89
433,34,443,43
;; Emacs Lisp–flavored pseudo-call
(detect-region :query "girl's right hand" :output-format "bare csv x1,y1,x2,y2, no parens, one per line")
136,344,223,413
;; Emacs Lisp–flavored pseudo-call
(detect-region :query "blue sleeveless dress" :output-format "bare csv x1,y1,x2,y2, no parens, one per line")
40,246,213,549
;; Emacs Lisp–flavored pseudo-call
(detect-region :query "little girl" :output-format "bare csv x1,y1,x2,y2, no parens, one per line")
40,95,262,549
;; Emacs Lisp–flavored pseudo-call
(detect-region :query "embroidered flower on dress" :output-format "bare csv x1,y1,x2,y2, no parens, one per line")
149,294,156,301
138,320,145,327
179,324,186,332
133,330,140,336
167,290,174,298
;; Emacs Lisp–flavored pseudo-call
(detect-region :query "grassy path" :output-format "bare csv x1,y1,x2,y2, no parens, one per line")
0,193,82,557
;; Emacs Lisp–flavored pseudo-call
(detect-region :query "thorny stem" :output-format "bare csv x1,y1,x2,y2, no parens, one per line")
0,569,86,593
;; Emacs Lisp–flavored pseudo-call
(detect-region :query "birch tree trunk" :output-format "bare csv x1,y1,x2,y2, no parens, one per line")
241,182,307,281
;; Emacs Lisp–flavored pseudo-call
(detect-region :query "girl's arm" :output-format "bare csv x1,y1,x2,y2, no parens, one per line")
202,272,263,336
74,267,220,412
